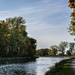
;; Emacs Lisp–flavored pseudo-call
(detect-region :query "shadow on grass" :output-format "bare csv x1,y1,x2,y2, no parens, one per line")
45,58,75,75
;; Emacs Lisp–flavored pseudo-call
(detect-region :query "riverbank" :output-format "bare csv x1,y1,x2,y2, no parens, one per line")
0,57,38,64
36,56,75,58
45,58,75,75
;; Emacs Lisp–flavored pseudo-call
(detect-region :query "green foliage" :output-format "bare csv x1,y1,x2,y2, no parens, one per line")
0,21,10,57
36,48,49,56
72,52,75,56
68,25,75,35
0,17,36,57
48,49,52,56
59,41,68,55
68,2,75,39
50,45,59,56
69,42,75,55
36,41,75,57
36,45,59,57
66,50,71,56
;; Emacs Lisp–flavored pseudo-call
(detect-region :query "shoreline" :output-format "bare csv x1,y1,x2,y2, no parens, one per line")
0,57,38,64
45,58,75,75
36,56,75,57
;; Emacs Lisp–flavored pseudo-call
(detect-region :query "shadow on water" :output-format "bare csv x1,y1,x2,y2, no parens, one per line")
0,57,36,75
0,57,36,65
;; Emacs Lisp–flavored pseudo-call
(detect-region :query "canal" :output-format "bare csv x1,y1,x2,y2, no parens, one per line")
0,57,70,75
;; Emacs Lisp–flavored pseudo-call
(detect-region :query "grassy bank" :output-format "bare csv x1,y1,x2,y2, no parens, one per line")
0,57,38,64
45,58,75,75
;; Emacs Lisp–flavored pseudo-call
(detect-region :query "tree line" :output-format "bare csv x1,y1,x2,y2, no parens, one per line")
0,17,36,57
36,41,75,57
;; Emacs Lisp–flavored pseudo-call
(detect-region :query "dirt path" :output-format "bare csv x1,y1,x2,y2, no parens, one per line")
70,59,75,75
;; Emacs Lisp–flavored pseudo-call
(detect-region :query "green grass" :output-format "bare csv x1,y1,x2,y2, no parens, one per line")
59,59,74,75
45,58,75,75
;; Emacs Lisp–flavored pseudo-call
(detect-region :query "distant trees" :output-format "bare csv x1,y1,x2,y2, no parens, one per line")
36,41,75,57
66,50,71,56
69,42,74,55
36,44,60,57
36,46,59,57
36,48,49,56
0,17,36,57
59,41,68,55
50,45,59,56
48,49,52,56
72,52,75,56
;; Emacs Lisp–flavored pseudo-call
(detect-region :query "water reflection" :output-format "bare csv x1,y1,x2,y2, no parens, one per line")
36,57,70,75
0,57,70,75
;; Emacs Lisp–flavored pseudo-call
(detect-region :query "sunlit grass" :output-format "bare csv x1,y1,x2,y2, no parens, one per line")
45,58,75,75
60,59,74,75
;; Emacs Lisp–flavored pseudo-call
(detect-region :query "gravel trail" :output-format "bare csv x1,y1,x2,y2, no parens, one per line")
70,59,75,75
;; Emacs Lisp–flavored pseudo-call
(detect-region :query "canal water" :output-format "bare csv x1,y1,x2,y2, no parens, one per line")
0,57,70,75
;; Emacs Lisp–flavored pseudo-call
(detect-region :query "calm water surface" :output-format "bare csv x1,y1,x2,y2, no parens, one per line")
0,57,70,75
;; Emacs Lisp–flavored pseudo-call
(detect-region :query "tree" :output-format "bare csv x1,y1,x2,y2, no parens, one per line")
0,21,10,57
0,17,37,57
59,41,68,55
69,42,75,55
6,17,27,57
26,37,37,57
72,52,75,56
36,48,49,56
66,50,71,56
68,0,75,36
48,49,52,56
68,0,75,55
50,45,59,56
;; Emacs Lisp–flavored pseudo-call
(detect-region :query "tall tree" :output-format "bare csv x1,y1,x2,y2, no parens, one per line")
69,42,75,55
0,17,37,57
6,17,27,57
0,21,10,57
66,50,71,56
25,37,37,57
50,45,59,56
48,49,52,56
36,48,49,56
68,0,75,36
68,0,75,56
59,41,68,55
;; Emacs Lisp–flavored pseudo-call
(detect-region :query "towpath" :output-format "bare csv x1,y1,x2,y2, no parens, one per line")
70,59,75,75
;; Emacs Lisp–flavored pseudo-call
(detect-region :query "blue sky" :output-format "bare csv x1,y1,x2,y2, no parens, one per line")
0,0,74,49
